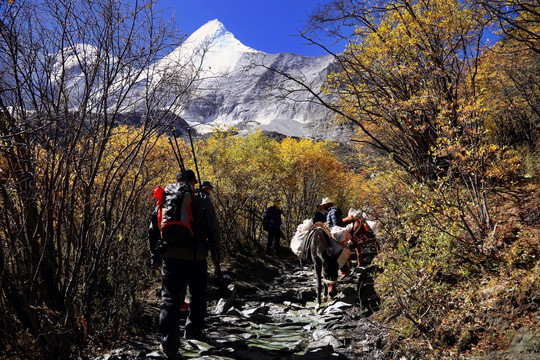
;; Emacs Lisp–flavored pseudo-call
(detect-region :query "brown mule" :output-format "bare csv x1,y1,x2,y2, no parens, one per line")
349,217,379,267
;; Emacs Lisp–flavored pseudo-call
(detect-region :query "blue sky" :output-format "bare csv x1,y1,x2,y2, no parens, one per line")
157,0,337,57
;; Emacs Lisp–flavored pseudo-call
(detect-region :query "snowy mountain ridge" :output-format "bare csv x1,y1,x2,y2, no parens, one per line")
166,19,342,139
50,19,345,139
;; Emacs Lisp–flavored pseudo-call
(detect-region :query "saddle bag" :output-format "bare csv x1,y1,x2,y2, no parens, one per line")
290,218,313,258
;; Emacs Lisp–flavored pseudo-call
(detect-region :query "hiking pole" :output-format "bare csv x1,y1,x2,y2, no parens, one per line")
186,128,226,290
187,127,202,189
168,136,183,170
170,128,186,172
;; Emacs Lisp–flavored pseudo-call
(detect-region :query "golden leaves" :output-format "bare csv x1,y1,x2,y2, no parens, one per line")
196,130,350,204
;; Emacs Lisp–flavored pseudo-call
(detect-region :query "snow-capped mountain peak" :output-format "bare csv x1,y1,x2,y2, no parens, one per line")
187,19,254,53
156,19,258,76
191,19,227,39
46,20,342,140
150,19,341,139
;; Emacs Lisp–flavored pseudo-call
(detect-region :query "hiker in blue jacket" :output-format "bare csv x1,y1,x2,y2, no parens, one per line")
148,169,221,359
263,199,283,255
327,202,348,228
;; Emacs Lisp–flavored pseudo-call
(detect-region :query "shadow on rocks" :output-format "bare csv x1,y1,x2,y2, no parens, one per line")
357,264,383,317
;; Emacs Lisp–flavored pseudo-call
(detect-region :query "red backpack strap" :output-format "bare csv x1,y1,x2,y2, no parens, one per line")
149,186,165,227
152,186,165,205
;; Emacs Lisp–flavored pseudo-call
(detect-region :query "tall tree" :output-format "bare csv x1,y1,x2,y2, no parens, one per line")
0,0,202,357
281,0,527,243
303,0,492,179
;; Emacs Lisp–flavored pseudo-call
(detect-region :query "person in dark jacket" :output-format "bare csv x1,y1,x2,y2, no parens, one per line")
313,197,333,224
201,180,214,196
327,204,347,228
198,180,222,281
263,199,283,255
148,169,221,359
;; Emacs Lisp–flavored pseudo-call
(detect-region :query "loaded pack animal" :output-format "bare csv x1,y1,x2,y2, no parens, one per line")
292,210,379,308
348,216,379,267
304,226,342,308
326,211,379,269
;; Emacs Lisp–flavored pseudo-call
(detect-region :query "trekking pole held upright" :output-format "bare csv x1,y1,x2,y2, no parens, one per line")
188,128,202,189
170,128,186,173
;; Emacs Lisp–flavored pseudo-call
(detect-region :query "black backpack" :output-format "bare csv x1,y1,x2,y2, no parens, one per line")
154,182,195,247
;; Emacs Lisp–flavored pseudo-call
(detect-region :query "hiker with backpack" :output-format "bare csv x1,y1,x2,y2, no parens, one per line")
148,169,221,358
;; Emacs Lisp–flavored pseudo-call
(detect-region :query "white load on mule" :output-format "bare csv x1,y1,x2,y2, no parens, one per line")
329,225,352,269
361,209,377,235
290,208,377,263
290,218,313,259
289,211,355,263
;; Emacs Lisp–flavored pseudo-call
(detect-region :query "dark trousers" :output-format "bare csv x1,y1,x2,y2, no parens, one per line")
159,257,207,353
266,228,281,255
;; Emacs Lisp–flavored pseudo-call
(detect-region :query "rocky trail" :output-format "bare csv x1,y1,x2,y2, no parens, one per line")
92,250,388,360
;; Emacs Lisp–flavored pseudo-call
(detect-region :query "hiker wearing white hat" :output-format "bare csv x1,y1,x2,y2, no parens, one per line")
313,197,333,224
